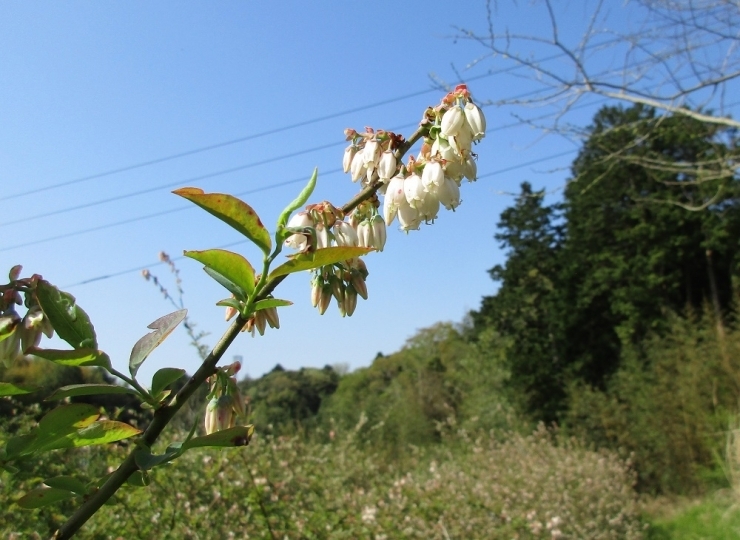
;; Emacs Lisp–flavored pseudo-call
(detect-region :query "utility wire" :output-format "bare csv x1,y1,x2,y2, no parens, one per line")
2,20,687,204
0,70,495,203
0,83,594,230
62,148,577,289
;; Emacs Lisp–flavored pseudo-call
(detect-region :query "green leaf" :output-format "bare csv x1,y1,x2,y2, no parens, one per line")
6,404,100,458
5,434,35,458
16,487,76,509
252,298,293,311
39,420,141,452
26,347,112,369
39,404,100,433
134,442,183,470
182,425,255,450
35,280,97,349
46,384,139,401
269,247,373,279
277,168,318,230
44,476,89,495
129,309,187,378
127,470,151,487
0,381,38,396
151,367,186,398
185,249,256,297
216,297,243,310
174,188,272,255
203,267,248,301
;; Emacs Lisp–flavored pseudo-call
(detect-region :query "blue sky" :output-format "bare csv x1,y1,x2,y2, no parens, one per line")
2,1,733,384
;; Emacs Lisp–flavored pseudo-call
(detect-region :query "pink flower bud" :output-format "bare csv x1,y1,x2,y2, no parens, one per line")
264,307,280,329
254,311,267,336
311,277,322,308
344,286,358,317
318,286,332,315
351,272,368,300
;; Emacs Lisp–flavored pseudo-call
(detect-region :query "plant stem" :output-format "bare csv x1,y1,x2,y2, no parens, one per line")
52,315,245,539
51,119,428,540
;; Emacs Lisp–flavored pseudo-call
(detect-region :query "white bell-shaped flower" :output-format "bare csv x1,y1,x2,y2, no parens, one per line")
419,191,440,223
465,101,486,141
421,161,444,194
377,151,397,183
438,177,461,210
464,102,486,141
403,172,425,209
284,212,314,250
397,203,421,231
343,145,357,173
463,154,478,182
440,105,465,137
350,150,367,182
370,215,386,251
333,220,358,247
356,220,374,249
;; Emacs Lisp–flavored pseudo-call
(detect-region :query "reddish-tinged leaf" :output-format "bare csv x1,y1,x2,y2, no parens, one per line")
174,188,272,254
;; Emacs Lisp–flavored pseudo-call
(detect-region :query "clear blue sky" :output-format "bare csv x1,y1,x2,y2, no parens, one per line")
2,2,732,383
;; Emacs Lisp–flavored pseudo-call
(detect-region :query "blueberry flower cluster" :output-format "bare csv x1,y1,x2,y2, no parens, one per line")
284,201,379,317
345,84,486,231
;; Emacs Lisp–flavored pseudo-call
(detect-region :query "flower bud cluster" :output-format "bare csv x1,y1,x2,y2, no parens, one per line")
224,290,281,337
343,128,405,187
0,265,54,367
204,361,246,435
310,257,368,317
284,200,386,253
283,201,380,317
344,84,486,232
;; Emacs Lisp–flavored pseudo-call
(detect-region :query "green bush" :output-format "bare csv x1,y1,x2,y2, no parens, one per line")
1,425,644,539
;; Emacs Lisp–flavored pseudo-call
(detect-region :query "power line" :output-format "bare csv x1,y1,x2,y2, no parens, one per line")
0,96,605,250
0,139,347,229
0,84,589,230
61,149,577,289
0,169,342,253
0,70,496,204
1,14,719,205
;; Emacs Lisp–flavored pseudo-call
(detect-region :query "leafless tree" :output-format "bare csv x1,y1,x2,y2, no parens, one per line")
456,0,740,209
